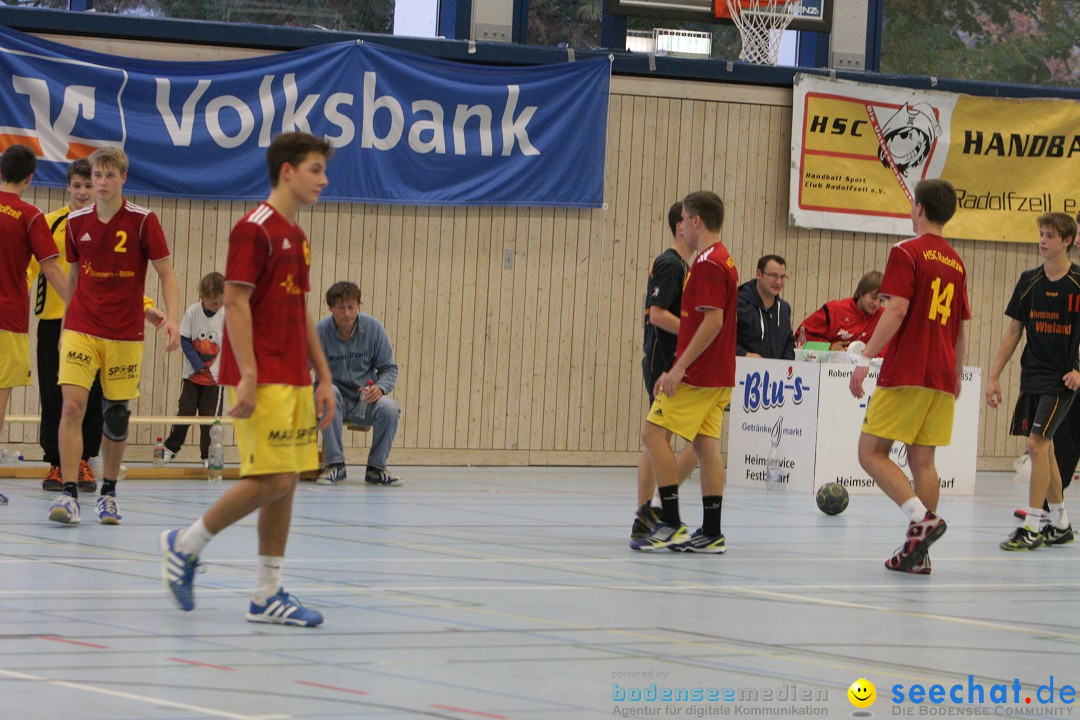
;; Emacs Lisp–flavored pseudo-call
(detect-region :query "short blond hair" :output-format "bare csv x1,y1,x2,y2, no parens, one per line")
89,147,129,175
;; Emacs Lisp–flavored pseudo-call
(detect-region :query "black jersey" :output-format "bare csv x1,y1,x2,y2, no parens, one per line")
1005,263,1080,395
642,248,688,373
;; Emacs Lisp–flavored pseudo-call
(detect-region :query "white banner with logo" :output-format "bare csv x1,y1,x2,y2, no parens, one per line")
812,365,981,495
727,358,821,493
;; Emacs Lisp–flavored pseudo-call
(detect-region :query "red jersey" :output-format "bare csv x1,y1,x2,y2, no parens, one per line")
798,297,885,353
218,203,312,387
0,191,57,333
64,201,170,341
676,240,739,388
877,234,971,393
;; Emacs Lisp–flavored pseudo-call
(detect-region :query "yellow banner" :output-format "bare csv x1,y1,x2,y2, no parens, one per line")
791,74,1080,243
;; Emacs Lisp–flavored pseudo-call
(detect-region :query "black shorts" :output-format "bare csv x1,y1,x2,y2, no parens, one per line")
1010,392,1076,439
642,353,673,405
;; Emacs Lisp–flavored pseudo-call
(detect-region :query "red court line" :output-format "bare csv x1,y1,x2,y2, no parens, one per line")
37,635,109,649
295,680,369,696
167,657,236,671
431,704,509,719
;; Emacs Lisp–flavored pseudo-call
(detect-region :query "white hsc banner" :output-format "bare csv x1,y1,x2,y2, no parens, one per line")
726,358,821,494
812,365,981,495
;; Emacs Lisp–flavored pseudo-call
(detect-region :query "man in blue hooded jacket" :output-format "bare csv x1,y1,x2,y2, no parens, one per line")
736,254,795,360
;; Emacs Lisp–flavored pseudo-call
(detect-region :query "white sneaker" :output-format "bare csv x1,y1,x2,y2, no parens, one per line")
162,449,175,463
316,463,347,485
48,492,81,524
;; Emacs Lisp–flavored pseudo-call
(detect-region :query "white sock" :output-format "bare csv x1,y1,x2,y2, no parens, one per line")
1049,503,1069,529
650,489,661,510
252,555,284,605
1023,507,1042,532
900,497,928,523
177,517,214,556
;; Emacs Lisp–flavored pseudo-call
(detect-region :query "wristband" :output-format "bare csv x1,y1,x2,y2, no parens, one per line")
854,354,870,368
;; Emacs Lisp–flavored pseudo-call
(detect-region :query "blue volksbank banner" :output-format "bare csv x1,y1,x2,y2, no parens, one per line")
0,26,610,207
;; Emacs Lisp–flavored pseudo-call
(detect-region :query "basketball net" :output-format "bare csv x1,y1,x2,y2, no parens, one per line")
724,0,800,66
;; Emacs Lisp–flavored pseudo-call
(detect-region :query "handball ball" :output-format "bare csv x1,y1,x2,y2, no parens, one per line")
816,482,849,515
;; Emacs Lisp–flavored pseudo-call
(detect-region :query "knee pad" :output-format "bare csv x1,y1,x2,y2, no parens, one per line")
102,399,131,442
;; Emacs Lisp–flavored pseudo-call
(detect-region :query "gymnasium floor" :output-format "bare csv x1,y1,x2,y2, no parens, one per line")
0,466,1076,720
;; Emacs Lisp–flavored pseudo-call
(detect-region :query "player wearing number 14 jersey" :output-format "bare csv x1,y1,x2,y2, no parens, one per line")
850,179,970,575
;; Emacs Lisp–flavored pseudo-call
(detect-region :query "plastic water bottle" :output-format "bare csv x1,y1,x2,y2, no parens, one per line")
153,437,166,467
765,444,782,491
207,420,224,484
358,379,375,421
0,449,25,464
89,455,103,478
796,325,807,348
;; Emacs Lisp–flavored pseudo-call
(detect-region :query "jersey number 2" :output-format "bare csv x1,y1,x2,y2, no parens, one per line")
928,277,954,325
114,230,128,253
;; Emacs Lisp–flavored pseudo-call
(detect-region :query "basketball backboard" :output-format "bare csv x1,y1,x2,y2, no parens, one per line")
605,0,830,34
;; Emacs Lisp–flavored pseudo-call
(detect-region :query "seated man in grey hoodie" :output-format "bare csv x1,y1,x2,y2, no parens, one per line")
736,255,796,360
316,281,402,486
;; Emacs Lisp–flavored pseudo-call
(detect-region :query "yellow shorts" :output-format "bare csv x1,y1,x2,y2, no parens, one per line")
57,331,143,399
862,386,955,446
647,384,732,442
229,384,319,477
0,330,30,388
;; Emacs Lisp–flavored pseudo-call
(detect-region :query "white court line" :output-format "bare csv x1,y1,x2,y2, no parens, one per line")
3,579,1080,597
0,667,286,720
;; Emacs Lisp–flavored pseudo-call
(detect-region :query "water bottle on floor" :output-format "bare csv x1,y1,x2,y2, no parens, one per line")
153,437,166,467
207,420,224,484
765,443,782,491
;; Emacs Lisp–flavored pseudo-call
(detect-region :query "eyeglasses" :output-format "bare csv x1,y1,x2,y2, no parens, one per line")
762,272,789,282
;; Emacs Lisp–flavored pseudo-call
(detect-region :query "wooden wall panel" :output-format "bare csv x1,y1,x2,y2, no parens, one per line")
1,64,1031,469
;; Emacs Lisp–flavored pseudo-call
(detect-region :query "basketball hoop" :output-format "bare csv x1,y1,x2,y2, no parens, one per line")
718,0,801,66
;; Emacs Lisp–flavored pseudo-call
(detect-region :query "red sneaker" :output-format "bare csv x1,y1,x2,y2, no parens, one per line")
77,459,97,493
42,466,63,492
885,512,947,572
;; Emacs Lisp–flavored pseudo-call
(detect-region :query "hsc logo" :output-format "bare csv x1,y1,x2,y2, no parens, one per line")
741,365,811,413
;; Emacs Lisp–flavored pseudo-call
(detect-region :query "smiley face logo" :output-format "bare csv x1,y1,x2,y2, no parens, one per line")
848,678,876,708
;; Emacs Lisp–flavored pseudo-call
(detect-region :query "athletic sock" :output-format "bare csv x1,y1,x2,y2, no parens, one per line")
63,481,78,500
650,489,661,510
701,495,723,536
658,484,681,527
900,496,928,523
101,479,117,496
176,517,214,556
1023,507,1042,532
1049,503,1069,529
252,555,284,605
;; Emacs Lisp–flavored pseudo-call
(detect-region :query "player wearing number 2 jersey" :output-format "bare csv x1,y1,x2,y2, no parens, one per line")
51,147,181,527
850,179,970,575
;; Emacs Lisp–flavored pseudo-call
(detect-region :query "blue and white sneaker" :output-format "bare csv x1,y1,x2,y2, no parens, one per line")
96,492,121,525
160,529,201,611
48,492,81,524
316,463,346,486
246,589,324,627
677,528,727,554
630,521,690,552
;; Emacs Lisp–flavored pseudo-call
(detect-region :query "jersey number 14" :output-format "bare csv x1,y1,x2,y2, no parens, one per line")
928,277,954,325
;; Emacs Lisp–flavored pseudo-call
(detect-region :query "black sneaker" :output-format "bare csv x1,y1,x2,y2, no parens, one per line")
1042,524,1075,546
365,468,402,486
630,503,660,541
1000,526,1044,551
